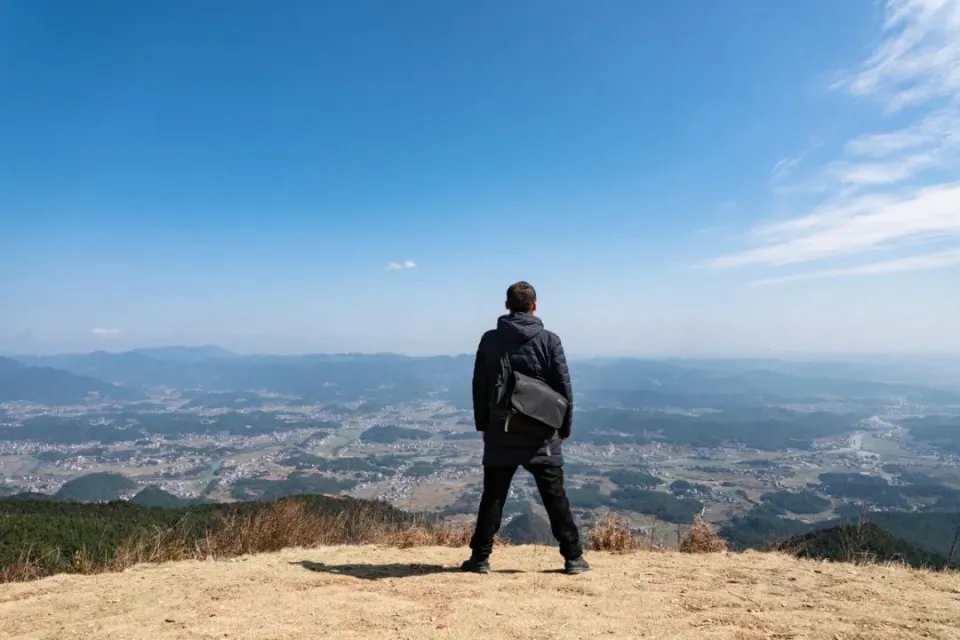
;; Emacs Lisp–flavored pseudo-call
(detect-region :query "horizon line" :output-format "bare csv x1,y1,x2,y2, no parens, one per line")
6,345,960,362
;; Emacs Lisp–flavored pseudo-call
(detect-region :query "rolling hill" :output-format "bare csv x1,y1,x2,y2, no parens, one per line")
54,472,138,502
776,522,951,568
0,357,138,405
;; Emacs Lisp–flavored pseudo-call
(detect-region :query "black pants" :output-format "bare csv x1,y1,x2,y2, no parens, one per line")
469,464,583,560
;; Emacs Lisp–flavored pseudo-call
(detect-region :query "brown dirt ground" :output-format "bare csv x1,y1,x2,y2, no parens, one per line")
2,545,959,639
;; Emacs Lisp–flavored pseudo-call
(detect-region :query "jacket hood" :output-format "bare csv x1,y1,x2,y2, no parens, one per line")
497,313,544,345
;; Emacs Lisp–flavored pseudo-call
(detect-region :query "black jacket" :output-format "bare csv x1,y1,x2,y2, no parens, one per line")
472,313,573,466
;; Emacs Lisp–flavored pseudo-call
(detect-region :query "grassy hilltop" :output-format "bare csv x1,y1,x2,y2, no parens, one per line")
1,493,959,638
1,545,958,639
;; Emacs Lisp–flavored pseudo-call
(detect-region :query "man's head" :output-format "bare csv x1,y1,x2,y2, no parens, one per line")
505,281,537,315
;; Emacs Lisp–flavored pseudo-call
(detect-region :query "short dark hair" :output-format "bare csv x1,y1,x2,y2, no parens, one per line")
506,281,537,313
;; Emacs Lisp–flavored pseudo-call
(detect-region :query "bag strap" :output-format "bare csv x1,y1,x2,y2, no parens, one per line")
500,341,514,430
499,341,512,391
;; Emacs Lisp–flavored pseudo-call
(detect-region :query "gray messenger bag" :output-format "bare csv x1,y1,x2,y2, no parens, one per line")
495,349,569,436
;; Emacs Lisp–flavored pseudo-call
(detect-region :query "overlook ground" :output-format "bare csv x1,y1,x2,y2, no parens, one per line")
2,545,959,639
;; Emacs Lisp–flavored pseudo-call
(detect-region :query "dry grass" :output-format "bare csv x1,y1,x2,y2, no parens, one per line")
0,507,742,586
0,500,475,584
4,505,959,638
5,498,627,586
679,515,729,554
0,554,46,584
2,545,959,640
585,513,645,553
387,522,474,549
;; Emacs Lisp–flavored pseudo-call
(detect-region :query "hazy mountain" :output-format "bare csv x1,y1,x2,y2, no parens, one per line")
15,351,193,387
130,345,236,362
661,356,960,389
12,348,960,407
573,360,960,405
0,357,139,404
15,350,473,402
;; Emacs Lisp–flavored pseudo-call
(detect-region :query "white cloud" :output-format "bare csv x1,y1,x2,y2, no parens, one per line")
749,248,960,286
840,0,960,111
771,156,801,181
712,183,960,267
711,0,960,282
827,153,939,185
830,108,960,186
386,260,417,270
92,328,121,336
845,109,960,157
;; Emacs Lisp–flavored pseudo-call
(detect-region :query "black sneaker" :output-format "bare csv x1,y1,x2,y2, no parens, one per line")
460,556,490,574
563,556,591,575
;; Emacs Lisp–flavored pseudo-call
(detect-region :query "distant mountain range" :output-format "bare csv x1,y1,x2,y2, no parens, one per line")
130,345,237,362
9,346,960,409
0,356,140,404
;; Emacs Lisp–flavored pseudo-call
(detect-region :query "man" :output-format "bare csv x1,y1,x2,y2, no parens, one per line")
462,281,589,575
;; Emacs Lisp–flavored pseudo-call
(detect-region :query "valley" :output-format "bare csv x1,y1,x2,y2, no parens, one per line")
3,348,959,557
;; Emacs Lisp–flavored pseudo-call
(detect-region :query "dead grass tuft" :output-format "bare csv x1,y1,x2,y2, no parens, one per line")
679,516,728,554
422,522,475,548
0,556,46,584
203,500,324,557
586,514,644,553
388,525,437,549
388,522,473,549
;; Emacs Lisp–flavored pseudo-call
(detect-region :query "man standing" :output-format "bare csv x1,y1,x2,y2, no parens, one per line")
462,281,589,575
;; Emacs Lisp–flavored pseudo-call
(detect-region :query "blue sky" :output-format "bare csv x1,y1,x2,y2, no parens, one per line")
2,0,959,356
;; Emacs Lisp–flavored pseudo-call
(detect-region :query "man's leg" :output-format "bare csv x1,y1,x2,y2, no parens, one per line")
468,465,518,561
526,464,584,562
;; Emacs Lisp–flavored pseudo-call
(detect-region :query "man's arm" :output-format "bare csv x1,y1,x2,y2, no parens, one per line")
546,334,574,439
472,337,489,432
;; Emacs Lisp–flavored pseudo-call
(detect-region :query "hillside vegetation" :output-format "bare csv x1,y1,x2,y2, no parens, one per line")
0,496,415,580
775,522,955,568
3,494,957,587
1,546,958,639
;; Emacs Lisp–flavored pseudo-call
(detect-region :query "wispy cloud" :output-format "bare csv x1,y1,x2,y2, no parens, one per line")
771,156,801,182
711,0,960,282
838,0,960,111
749,248,960,286
386,260,417,270
92,328,121,336
845,109,960,157
830,108,960,186
720,201,737,209
712,184,960,267
826,153,939,185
